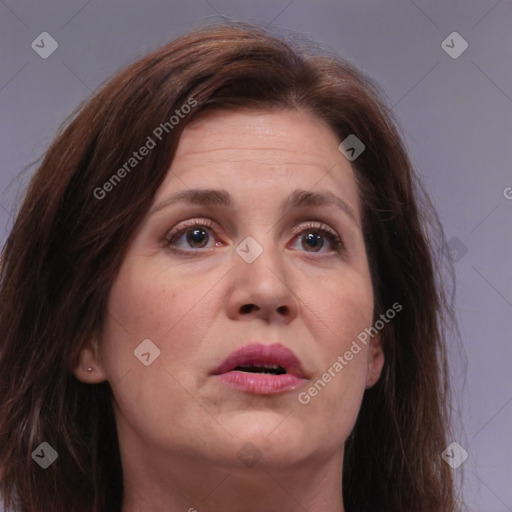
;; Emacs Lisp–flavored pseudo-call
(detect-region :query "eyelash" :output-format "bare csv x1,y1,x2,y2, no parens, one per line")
164,218,344,255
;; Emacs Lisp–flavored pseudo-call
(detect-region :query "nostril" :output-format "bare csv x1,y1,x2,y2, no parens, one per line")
240,304,258,314
276,305,288,315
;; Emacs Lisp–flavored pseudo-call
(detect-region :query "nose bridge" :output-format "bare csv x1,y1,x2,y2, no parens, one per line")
228,231,299,320
235,232,285,285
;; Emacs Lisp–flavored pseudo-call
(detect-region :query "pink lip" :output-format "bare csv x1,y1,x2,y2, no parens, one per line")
211,343,308,395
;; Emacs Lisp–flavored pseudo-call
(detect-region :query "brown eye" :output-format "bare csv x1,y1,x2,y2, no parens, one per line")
290,222,343,254
185,227,210,248
301,232,325,252
164,218,220,252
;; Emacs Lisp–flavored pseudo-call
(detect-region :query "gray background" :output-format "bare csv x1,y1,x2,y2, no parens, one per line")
0,1,511,510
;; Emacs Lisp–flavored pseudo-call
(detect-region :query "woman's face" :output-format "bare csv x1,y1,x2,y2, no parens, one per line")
78,108,383,476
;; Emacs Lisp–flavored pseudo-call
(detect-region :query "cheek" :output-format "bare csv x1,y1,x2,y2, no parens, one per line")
306,263,374,347
99,256,221,382
297,266,373,425
106,254,224,333
97,258,224,444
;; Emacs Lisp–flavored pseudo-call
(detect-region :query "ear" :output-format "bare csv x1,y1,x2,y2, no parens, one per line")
72,336,108,384
365,333,384,389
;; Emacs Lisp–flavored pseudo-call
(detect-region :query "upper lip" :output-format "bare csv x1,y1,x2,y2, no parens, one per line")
212,343,307,378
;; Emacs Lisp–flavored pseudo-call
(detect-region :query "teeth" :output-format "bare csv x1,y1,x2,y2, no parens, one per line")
239,364,279,369
235,364,287,375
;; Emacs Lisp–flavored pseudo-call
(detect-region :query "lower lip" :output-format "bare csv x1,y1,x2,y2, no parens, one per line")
214,371,305,394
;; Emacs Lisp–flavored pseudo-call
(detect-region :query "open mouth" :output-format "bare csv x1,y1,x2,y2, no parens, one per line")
212,343,307,394
233,364,287,375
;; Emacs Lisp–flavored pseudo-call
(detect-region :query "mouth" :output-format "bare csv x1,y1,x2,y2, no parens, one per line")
211,343,308,394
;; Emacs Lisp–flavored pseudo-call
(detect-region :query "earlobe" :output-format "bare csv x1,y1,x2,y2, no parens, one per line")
365,334,385,389
72,337,107,384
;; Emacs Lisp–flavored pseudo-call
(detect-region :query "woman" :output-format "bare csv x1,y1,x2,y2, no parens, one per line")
0,23,459,512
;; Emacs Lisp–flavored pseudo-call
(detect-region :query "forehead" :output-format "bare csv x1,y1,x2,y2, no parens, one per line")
155,108,361,220
174,108,342,166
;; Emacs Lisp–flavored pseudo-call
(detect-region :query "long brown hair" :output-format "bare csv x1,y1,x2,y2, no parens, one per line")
0,23,458,512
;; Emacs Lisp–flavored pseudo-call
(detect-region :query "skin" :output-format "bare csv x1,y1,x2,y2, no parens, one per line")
75,108,384,512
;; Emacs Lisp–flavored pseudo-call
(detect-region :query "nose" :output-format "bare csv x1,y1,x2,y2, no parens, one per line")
225,240,299,324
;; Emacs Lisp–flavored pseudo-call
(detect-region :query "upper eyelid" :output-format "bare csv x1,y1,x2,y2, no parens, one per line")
165,217,216,237
168,218,339,236
290,220,339,237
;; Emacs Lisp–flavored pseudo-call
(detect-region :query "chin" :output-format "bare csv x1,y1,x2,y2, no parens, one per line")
221,413,315,464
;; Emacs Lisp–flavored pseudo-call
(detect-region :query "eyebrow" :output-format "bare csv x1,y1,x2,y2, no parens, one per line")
286,189,359,227
150,188,359,226
150,189,231,215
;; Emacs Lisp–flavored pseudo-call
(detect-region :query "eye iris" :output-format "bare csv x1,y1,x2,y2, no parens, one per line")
186,227,209,247
302,232,324,251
